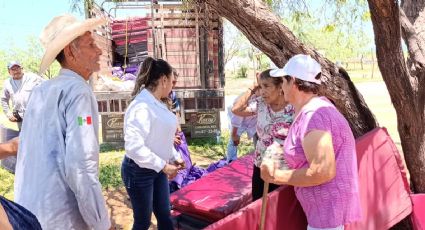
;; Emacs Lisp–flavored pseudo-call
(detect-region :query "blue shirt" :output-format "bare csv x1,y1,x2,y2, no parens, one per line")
169,91,180,113
14,69,110,230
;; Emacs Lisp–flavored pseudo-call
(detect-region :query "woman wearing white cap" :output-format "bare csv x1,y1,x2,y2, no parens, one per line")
261,54,361,229
232,69,294,201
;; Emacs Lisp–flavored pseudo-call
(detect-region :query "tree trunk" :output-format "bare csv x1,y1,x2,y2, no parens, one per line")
367,0,425,193
199,0,425,192
200,0,377,138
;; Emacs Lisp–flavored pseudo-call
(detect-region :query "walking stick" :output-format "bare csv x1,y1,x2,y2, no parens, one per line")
259,182,269,230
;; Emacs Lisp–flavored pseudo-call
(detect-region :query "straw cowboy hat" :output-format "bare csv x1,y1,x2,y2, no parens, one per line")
39,14,106,74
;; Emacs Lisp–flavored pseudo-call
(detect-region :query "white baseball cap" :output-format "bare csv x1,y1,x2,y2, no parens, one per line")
7,61,21,69
270,54,322,84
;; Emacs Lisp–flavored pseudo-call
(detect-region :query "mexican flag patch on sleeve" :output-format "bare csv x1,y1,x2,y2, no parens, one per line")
77,116,92,126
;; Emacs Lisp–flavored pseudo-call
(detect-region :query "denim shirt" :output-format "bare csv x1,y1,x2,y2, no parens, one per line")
14,69,111,230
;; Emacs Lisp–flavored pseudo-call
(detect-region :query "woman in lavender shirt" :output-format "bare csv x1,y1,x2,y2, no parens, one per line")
261,54,361,230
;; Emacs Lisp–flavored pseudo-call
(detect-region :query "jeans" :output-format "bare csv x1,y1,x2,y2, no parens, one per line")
226,138,239,162
226,132,258,163
121,156,173,230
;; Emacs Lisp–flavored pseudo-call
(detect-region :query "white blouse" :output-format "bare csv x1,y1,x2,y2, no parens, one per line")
124,89,180,172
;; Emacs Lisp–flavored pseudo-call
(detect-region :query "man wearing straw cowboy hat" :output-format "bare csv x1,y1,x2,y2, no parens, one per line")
14,14,112,230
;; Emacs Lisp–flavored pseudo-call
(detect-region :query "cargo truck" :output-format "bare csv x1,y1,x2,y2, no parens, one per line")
87,0,225,145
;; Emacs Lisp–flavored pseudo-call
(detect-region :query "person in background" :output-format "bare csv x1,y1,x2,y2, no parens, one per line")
226,94,258,163
1,61,44,131
261,54,361,229
14,15,112,230
167,69,195,193
161,69,183,151
232,69,294,201
0,137,42,230
123,57,184,230
167,68,182,135
169,69,184,148
0,137,18,159
169,69,181,119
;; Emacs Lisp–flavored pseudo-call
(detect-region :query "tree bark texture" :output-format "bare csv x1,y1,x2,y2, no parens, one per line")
199,0,425,192
368,0,425,192
199,0,377,138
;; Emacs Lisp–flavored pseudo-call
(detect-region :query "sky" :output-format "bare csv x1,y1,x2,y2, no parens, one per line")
0,0,83,50
0,0,376,57
0,0,173,50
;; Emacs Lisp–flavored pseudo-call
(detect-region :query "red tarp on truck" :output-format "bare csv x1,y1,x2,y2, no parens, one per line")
170,154,254,222
172,127,417,229
346,128,412,229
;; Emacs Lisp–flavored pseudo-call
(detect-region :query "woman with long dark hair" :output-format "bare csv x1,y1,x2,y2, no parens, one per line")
122,57,184,230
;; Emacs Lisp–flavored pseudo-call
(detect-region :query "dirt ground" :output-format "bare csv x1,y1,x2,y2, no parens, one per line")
106,81,400,229
104,154,214,230
104,188,136,230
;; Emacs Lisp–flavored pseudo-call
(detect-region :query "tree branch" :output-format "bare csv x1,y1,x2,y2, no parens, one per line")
224,39,240,66
200,0,378,137
400,9,425,74
368,0,416,107
401,0,425,23
400,0,425,122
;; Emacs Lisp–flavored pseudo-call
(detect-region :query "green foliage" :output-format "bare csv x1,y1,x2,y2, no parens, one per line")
280,8,372,62
361,11,371,21
263,0,274,7
99,151,124,189
223,20,253,66
99,164,123,188
259,0,373,62
0,167,14,200
187,130,255,160
188,137,227,160
323,24,336,33
69,0,93,16
0,36,42,76
236,65,248,78
223,1,373,66
100,142,124,153
0,35,60,80
258,54,273,70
